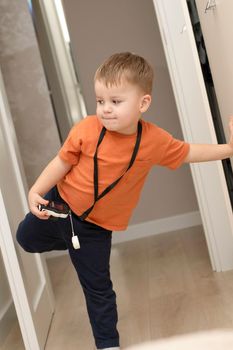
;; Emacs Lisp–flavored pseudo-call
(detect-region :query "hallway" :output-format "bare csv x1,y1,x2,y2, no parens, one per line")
3,225,233,349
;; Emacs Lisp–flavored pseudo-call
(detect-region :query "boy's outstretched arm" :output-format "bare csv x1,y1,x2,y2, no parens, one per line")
28,155,72,219
184,117,233,164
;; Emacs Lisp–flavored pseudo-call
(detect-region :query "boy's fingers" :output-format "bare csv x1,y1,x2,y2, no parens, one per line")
38,213,50,220
41,198,49,205
32,206,50,220
34,194,48,206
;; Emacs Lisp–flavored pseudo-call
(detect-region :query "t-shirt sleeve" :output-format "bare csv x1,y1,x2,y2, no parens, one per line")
58,123,82,165
156,127,190,170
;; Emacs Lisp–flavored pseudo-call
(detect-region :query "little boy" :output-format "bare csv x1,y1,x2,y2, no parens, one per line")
16,52,233,350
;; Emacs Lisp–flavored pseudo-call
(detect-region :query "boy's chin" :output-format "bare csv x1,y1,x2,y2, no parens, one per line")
101,120,118,131
104,124,118,131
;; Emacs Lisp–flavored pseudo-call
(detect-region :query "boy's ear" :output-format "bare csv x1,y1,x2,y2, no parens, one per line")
140,94,152,113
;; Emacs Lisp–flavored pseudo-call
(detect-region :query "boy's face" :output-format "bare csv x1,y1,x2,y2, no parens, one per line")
94,79,151,135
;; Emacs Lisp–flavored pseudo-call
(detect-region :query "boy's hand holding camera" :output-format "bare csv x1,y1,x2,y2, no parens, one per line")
28,191,69,220
28,155,72,219
28,191,49,220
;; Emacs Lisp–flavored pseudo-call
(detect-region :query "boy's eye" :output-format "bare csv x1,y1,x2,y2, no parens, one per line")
97,100,104,105
112,100,121,104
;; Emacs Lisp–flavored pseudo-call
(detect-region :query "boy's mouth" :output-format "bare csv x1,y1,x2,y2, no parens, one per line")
102,117,117,120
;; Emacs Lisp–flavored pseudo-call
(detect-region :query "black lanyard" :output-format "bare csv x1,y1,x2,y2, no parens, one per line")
79,121,142,221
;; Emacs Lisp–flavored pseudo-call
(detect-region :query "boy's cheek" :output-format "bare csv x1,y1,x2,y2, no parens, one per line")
96,106,101,114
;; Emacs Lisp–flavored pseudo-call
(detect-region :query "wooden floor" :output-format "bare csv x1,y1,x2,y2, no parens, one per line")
2,225,233,349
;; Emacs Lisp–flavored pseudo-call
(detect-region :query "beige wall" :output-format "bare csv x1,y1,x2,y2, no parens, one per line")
196,0,233,141
0,0,60,188
62,0,199,224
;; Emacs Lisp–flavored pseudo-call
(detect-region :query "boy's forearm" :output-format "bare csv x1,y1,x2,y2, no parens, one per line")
184,143,233,163
30,155,72,196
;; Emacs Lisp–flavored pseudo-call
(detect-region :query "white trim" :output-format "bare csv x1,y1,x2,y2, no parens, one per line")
0,189,40,350
112,211,201,244
46,211,202,258
38,0,87,125
0,67,54,349
0,72,28,214
0,68,54,297
33,281,46,311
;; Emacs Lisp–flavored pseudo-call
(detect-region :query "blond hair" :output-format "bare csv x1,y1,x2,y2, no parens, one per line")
94,52,154,94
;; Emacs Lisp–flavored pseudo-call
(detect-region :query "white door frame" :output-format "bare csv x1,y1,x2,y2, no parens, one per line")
0,189,40,350
0,66,54,349
153,0,233,271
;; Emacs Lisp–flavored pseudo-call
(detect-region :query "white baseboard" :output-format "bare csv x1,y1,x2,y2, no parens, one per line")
46,211,201,259
112,210,201,244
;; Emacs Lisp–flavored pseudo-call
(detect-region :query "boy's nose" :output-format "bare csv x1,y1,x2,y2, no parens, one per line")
103,103,112,113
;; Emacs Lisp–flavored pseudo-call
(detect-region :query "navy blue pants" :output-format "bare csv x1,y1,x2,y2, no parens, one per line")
16,187,119,349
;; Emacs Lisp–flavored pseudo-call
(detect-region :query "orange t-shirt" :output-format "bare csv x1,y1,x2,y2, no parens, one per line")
57,115,189,231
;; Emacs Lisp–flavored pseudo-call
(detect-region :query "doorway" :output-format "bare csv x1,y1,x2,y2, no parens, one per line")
186,0,233,208
153,0,233,271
